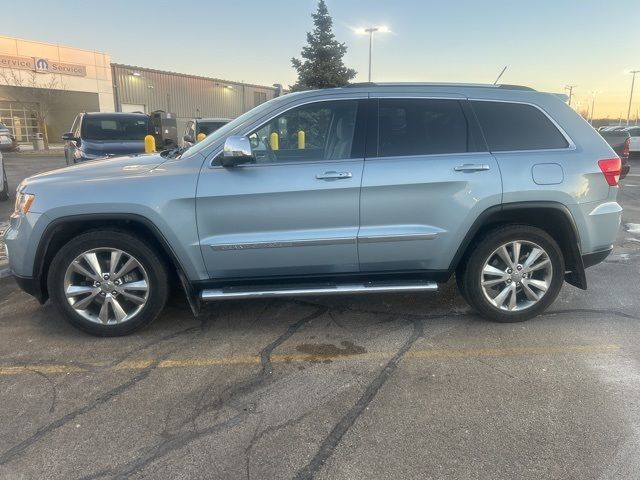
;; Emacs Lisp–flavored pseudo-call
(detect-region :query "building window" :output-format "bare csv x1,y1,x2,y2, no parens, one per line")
0,101,40,142
254,91,267,107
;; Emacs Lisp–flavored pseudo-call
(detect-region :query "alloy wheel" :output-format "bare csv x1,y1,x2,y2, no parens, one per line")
480,240,553,312
63,248,150,324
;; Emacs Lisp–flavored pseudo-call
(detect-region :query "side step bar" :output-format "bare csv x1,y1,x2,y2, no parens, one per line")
201,281,438,301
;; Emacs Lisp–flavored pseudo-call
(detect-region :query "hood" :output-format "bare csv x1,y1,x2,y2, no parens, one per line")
80,139,146,156
21,153,166,190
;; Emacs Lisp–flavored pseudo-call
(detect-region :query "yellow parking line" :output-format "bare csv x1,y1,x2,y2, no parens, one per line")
0,344,620,377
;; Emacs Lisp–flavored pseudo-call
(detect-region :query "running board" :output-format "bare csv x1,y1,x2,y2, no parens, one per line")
200,281,438,301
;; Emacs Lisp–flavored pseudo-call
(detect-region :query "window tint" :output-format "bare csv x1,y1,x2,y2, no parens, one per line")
248,100,359,164
472,101,569,151
377,99,470,157
81,115,149,141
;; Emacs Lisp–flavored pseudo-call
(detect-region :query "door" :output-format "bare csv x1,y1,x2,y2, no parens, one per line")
196,99,367,279
358,97,502,272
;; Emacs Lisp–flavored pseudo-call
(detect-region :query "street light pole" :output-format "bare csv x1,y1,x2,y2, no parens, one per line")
627,70,640,126
589,92,596,124
364,27,379,82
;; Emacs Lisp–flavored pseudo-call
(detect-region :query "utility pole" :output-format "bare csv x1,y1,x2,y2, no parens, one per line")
627,70,640,126
589,93,596,124
565,85,577,107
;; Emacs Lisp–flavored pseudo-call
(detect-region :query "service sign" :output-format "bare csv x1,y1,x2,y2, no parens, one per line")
0,54,86,77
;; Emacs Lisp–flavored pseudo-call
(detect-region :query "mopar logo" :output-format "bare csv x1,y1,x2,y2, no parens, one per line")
34,58,49,72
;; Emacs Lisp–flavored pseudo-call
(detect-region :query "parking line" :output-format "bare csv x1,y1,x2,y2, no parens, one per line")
0,344,620,377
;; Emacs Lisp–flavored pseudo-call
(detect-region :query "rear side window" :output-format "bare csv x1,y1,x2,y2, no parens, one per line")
472,101,569,151
377,99,473,157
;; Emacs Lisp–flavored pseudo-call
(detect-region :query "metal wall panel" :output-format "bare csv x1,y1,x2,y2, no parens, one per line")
111,64,277,124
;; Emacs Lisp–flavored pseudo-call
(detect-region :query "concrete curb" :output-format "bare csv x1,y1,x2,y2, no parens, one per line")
4,151,65,158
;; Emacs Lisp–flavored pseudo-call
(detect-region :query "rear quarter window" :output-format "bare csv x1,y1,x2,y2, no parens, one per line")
471,101,569,151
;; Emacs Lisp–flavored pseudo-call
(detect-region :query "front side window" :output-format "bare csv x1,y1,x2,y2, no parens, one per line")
248,100,359,164
377,99,471,157
471,101,569,151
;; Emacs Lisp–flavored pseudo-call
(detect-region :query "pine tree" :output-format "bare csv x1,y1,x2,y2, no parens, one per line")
290,0,357,91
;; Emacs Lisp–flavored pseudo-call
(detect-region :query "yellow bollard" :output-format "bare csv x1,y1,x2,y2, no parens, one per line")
297,130,305,149
144,135,156,153
270,132,279,150
197,132,207,142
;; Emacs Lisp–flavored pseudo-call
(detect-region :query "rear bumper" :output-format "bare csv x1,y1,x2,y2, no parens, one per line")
582,247,612,269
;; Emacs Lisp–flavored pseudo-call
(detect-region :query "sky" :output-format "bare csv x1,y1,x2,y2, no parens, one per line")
3,0,639,119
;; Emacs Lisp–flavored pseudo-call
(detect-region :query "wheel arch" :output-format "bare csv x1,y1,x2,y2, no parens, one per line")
451,202,586,289
32,213,200,311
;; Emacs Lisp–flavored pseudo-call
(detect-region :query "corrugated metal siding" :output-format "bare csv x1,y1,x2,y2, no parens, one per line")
111,64,277,123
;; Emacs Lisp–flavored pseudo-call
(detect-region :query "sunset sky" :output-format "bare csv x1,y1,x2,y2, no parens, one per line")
3,0,639,119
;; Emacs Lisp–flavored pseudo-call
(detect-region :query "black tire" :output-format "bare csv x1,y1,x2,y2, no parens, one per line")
458,225,564,323
0,169,8,201
47,230,169,336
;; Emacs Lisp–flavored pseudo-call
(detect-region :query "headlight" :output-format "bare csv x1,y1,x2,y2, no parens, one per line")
14,192,35,215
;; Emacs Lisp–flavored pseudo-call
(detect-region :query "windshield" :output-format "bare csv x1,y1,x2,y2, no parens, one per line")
198,121,228,136
182,96,287,158
81,115,150,141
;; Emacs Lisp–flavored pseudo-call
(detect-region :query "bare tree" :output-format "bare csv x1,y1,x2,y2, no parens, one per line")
0,69,65,149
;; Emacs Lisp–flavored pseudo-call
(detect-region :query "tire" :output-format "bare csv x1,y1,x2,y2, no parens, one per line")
458,225,564,323
47,230,169,336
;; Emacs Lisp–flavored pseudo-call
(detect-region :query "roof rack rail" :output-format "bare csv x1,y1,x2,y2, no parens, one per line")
497,84,536,91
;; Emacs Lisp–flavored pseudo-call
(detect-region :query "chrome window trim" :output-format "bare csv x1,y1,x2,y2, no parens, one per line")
207,96,366,168
468,98,577,152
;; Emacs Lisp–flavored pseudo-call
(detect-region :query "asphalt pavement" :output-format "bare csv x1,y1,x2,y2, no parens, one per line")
0,155,639,479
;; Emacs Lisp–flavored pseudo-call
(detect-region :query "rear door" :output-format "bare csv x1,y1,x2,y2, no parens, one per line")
196,98,368,278
358,95,502,272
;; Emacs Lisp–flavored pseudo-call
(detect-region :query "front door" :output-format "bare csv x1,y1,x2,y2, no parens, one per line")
358,96,502,272
196,98,367,279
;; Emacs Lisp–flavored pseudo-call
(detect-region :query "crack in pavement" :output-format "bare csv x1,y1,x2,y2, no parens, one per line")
80,304,328,480
0,324,204,466
24,367,58,413
293,315,426,480
0,357,164,465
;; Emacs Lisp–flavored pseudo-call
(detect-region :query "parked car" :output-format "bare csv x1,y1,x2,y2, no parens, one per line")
599,129,631,179
5,83,622,336
623,126,640,155
0,123,19,152
63,112,151,165
0,151,8,201
182,118,231,148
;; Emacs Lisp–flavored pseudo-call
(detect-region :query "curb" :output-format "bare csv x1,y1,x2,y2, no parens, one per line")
4,151,65,158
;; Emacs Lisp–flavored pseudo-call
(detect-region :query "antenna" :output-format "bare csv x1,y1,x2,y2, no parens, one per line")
493,65,508,85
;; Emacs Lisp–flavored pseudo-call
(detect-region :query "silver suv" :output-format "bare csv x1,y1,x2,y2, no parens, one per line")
4,84,622,336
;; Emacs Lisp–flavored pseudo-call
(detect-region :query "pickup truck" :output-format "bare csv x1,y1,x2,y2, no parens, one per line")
599,129,631,179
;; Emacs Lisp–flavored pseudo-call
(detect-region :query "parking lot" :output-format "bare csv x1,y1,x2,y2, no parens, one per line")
0,155,639,479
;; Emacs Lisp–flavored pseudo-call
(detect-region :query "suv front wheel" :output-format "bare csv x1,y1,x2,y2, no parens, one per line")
47,230,169,336
459,225,565,322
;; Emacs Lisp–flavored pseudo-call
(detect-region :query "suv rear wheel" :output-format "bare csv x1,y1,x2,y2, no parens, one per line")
459,225,564,322
47,230,169,336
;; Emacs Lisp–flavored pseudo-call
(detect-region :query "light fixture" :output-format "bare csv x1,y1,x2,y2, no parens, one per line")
129,71,141,77
225,85,233,89
147,84,154,89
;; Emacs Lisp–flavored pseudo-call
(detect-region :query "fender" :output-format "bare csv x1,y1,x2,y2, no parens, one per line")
31,213,201,314
450,201,586,289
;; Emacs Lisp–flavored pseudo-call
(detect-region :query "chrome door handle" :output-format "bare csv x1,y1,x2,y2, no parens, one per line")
316,171,352,180
454,164,490,172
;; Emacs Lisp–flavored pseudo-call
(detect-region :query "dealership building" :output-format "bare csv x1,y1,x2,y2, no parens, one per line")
0,35,278,143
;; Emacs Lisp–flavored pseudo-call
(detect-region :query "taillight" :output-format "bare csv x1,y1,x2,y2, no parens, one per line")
622,138,630,159
598,158,621,186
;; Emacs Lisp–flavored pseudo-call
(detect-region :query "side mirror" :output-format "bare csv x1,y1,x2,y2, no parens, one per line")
183,134,195,143
221,135,255,167
62,132,77,141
